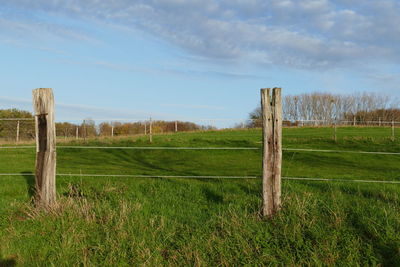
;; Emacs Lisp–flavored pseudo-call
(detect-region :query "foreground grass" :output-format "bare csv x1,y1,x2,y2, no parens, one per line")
0,128,399,266
1,177,399,266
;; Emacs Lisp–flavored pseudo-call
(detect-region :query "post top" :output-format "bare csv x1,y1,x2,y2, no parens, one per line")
261,87,281,90
33,88,53,92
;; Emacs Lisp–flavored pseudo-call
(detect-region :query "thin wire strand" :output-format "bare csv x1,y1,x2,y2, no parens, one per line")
0,118,34,121
283,148,400,155
56,174,259,179
57,146,260,150
0,146,36,149
1,145,399,156
0,173,399,184
283,177,400,184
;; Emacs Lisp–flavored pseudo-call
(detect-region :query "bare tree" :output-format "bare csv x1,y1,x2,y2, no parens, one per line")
250,91,399,126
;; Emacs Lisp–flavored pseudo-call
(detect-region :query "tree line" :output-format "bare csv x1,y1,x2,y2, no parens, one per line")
0,109,214,140
248,92,400,127
55,120,213,138
0,109,35,140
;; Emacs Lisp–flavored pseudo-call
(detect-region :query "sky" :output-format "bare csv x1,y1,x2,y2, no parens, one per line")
0,0,400,127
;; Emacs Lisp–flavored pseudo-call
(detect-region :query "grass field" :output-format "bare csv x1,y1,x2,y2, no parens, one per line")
0,127,399,266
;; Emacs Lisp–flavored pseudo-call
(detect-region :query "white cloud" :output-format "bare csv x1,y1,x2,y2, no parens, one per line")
1,0,400,69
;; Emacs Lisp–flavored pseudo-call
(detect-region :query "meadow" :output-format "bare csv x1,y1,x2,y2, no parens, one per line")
0,127,399,266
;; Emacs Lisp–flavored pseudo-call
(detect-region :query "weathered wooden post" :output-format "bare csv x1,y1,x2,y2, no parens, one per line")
392,120,395,142
16,120,20,143
83,120,87,142
175,121,178,132
111,125,114,137
261,87,282,217
76,126,79,139
353,116,356,126
33,88,56,207
334,122,337,142
144,122,147,135
149,117,153,143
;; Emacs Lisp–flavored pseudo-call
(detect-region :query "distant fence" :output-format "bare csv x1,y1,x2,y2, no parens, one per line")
0,117,399,143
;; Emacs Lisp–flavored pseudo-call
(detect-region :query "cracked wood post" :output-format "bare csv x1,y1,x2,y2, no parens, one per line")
83,120,87,142
261,87,282,217
149,117,153,143
272,88,283,213
334,122,337,142
16,120,20,143
392,120,395,142
33,88,56,207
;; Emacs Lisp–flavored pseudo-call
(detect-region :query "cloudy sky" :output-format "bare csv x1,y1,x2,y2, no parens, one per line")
0,0,399,126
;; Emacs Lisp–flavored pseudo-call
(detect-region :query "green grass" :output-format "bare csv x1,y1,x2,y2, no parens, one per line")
0,127,399,266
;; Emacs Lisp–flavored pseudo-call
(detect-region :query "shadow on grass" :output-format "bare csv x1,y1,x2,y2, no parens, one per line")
0,258,16,267
202,187,223,203
349,213,400,266
296,181,400,265
20,171,35,199
300,181,399,205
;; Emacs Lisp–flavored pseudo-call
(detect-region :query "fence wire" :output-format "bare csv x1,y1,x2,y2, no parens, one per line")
0,173,399,184
0,120,399,185
1,145,400,156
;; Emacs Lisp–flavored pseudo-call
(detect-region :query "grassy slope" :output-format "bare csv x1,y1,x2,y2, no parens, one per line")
0,127,399,266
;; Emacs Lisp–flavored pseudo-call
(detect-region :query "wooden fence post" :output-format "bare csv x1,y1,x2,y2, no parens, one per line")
33,88,56,207
144,122,147,135
175,121,178,132
16,120,20,143
149,117,153,143
83,120,87,142
334,122,337,142
392,120,395,142
261,87,282,217
76,126,79,139
272,88,283,212
111,125,114,137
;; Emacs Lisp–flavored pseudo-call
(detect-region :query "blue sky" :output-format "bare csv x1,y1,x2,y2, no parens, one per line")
0,0,399,127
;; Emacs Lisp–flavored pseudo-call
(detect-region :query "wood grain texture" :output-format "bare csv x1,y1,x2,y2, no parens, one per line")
16,120,20,143
392,120,395,142
272,88,282,212
334,123,337,142
261,88,273,216
149,118,153,143
261,88,282,217
33,88,56,207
